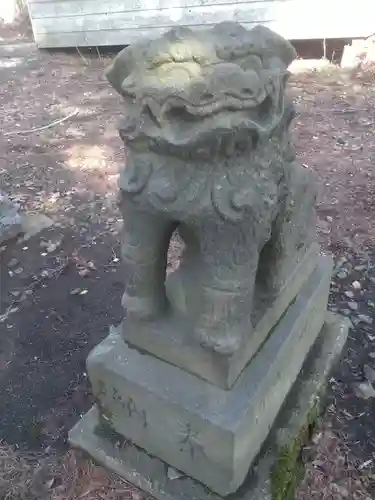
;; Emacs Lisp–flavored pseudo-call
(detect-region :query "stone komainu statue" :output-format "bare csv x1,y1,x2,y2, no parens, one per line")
106,22,317,355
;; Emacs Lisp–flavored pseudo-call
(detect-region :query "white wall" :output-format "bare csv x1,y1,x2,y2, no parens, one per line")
26,0,375,48
0,0,23,24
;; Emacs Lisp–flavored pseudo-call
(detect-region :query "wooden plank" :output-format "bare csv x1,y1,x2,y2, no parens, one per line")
34,16,375,49
28,0,286,18
27,0,276,4
34,23,260,47
31,3,291,33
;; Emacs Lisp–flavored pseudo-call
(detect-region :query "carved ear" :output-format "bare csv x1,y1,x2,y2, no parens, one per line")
251,25,297,69
105,48,133,97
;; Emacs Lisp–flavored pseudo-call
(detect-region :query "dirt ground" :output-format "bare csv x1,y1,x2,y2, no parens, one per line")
1,37,375,499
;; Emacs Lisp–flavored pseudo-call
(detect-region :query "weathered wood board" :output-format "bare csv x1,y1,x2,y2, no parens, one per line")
26,0,375,48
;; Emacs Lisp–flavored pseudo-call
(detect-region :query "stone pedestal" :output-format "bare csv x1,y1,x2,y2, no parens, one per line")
70,312,348,500
69,21,348,500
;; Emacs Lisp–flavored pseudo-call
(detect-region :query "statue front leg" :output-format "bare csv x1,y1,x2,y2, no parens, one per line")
193,222,261,355
119,196,174,320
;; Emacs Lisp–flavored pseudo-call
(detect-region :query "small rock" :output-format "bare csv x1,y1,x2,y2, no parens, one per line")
344,291,354,298
358,314,373,325
337,270,348,279
364,364,375,383
358,459,373,471
167,467,184,480
7,258,19,268
354,380,375,399
348,301,358,311
352,280,361,290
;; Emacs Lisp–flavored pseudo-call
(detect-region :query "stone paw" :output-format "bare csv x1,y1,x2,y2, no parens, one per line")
121,292,166,320
195,324,243,355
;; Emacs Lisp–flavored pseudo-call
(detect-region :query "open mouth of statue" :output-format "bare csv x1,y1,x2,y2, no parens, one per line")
132,84,285,157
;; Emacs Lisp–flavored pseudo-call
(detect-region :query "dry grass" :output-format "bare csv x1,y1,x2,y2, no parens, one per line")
0,444,139,500
297,423,373,500
2,426,373,500
0,442,49,500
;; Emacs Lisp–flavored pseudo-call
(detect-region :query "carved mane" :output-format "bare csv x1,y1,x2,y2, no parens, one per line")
108,22,297,222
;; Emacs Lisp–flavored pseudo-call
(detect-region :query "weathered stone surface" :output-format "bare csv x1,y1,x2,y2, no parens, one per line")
124,242,319,389
106,22,317,356
0,191,22,245
69,312,349,500
84,256,332,496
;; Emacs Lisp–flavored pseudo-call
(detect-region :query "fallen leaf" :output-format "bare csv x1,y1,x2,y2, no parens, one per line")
358,459,373,471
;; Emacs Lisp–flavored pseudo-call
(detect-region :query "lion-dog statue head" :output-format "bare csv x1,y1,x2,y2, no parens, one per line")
106,22,297,223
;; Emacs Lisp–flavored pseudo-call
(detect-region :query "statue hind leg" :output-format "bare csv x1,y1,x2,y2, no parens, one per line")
255,161,318,298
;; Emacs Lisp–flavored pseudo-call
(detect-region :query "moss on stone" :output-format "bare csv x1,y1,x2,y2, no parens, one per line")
271,397,322,500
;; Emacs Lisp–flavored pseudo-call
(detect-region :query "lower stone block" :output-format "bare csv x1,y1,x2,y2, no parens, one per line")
76,256,332,495
69,312,349,500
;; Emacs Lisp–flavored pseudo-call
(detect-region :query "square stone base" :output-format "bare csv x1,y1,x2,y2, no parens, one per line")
69,313,349,500
72,256,333,495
